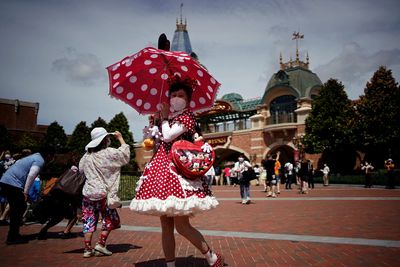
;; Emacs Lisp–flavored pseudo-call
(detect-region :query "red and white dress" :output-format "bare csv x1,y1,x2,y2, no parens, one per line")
130,110,219,216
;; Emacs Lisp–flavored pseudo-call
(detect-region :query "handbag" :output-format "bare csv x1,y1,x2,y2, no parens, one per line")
52,169,86,196
171,140,215,179
242,167,257,182
98,171,122,209
107,192,122,209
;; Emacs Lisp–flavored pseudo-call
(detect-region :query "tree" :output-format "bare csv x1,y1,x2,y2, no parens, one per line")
41,121,68,154
354,66,400,165
91,117,108,130
67,121,91,156
303,79,356,173
17,133,39,152
107,112,136,170
107,112,134,145
0,125,14,152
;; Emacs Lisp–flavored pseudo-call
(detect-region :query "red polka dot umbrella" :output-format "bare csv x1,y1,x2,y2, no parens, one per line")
106,47,221,114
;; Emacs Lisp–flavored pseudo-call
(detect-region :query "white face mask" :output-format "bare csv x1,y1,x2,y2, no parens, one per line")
170,97,187,112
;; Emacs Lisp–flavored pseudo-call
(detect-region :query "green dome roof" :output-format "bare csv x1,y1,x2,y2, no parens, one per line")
221,93,243,102
220,93,261,111
262,67,322,101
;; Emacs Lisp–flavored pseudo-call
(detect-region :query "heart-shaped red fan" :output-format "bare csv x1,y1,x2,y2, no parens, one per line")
171,140,215,179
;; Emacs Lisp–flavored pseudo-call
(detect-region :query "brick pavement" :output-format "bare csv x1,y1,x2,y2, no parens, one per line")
0,184,399,267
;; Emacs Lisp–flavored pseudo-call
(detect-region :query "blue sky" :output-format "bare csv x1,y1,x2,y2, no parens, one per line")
1,0,399,141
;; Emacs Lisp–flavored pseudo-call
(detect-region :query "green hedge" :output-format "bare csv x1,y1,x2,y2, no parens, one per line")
118,175,140,200
312,169,399,186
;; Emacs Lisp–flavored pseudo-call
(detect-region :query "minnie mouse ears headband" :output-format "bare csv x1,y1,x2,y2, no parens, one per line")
167,74,198,90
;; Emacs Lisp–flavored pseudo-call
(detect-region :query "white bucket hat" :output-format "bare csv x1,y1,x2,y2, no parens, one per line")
85,127,111,151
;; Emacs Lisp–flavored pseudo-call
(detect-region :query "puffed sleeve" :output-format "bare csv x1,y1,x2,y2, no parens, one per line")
106,144,131,167
175,111,195,134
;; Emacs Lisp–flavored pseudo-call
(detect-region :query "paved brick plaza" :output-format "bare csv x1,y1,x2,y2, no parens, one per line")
0,184,399,267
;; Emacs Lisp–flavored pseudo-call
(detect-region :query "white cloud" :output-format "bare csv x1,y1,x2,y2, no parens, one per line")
315,42,400,98
51,48,105,86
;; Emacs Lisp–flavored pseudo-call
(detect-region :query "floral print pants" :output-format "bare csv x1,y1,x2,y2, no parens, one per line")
82,196,121,233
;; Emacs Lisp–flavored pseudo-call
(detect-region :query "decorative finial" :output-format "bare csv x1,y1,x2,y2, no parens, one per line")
180,3,183,24
292,31,304,61
279,52,283,64
306,52,309,64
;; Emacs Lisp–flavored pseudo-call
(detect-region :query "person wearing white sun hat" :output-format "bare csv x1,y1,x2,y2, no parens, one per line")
79,127,130,258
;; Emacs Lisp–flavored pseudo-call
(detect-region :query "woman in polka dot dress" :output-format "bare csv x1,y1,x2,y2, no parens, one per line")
130,78,223,267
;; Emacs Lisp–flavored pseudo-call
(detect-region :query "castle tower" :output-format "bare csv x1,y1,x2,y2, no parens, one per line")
171,4,193,54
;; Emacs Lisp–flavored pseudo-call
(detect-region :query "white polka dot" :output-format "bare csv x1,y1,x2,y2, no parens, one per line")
127,93,134,100
112,82,120,88
125,60,132,67
136,99,143,106
150,54,158,58
150,88,158,95
161,73,168,80
208,86,213,92
112,63,120,71
199,97,206,104
149,68,157,74
206,92,211,99
181,66,188,72
165,91,169,97
144,60,152,65
129,76,137,83
197,70,203,77
177,57,185,62
141,84,148,91
144,103,151,110
116,86,124,94
173,72,181,77
210,78,216,84
190,101,196,108
126,71,132,77
156,104,162,110
113,73,120,80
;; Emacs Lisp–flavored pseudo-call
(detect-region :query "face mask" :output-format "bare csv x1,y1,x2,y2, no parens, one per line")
170,97,187,112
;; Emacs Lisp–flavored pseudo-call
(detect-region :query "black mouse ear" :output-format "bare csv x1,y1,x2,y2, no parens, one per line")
158,33,170,51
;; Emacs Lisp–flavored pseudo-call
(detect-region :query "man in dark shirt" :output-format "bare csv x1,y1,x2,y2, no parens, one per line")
262,151,280,197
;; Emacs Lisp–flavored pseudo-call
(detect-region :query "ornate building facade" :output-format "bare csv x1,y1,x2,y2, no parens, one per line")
134,18,323,170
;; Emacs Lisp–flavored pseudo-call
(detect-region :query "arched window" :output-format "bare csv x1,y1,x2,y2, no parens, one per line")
269,95,297,124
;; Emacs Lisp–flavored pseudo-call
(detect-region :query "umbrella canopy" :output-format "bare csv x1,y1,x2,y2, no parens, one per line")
107,47,221,114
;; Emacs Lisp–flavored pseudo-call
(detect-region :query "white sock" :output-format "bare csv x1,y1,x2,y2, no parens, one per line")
204,249,218,265
166,261,175,267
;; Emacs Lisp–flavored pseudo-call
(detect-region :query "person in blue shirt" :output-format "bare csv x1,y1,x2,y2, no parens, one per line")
0,152,49,244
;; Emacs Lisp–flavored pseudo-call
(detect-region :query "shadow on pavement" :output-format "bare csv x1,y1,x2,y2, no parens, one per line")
63,243,142,254
135,255,211,267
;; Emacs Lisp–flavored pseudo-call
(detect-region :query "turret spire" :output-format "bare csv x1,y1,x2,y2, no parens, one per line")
171,3,193,54
280,31,309,70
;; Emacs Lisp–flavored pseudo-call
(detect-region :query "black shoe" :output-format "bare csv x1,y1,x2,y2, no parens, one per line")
6,235,28,245
37,230,47,240
0,220,9,226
